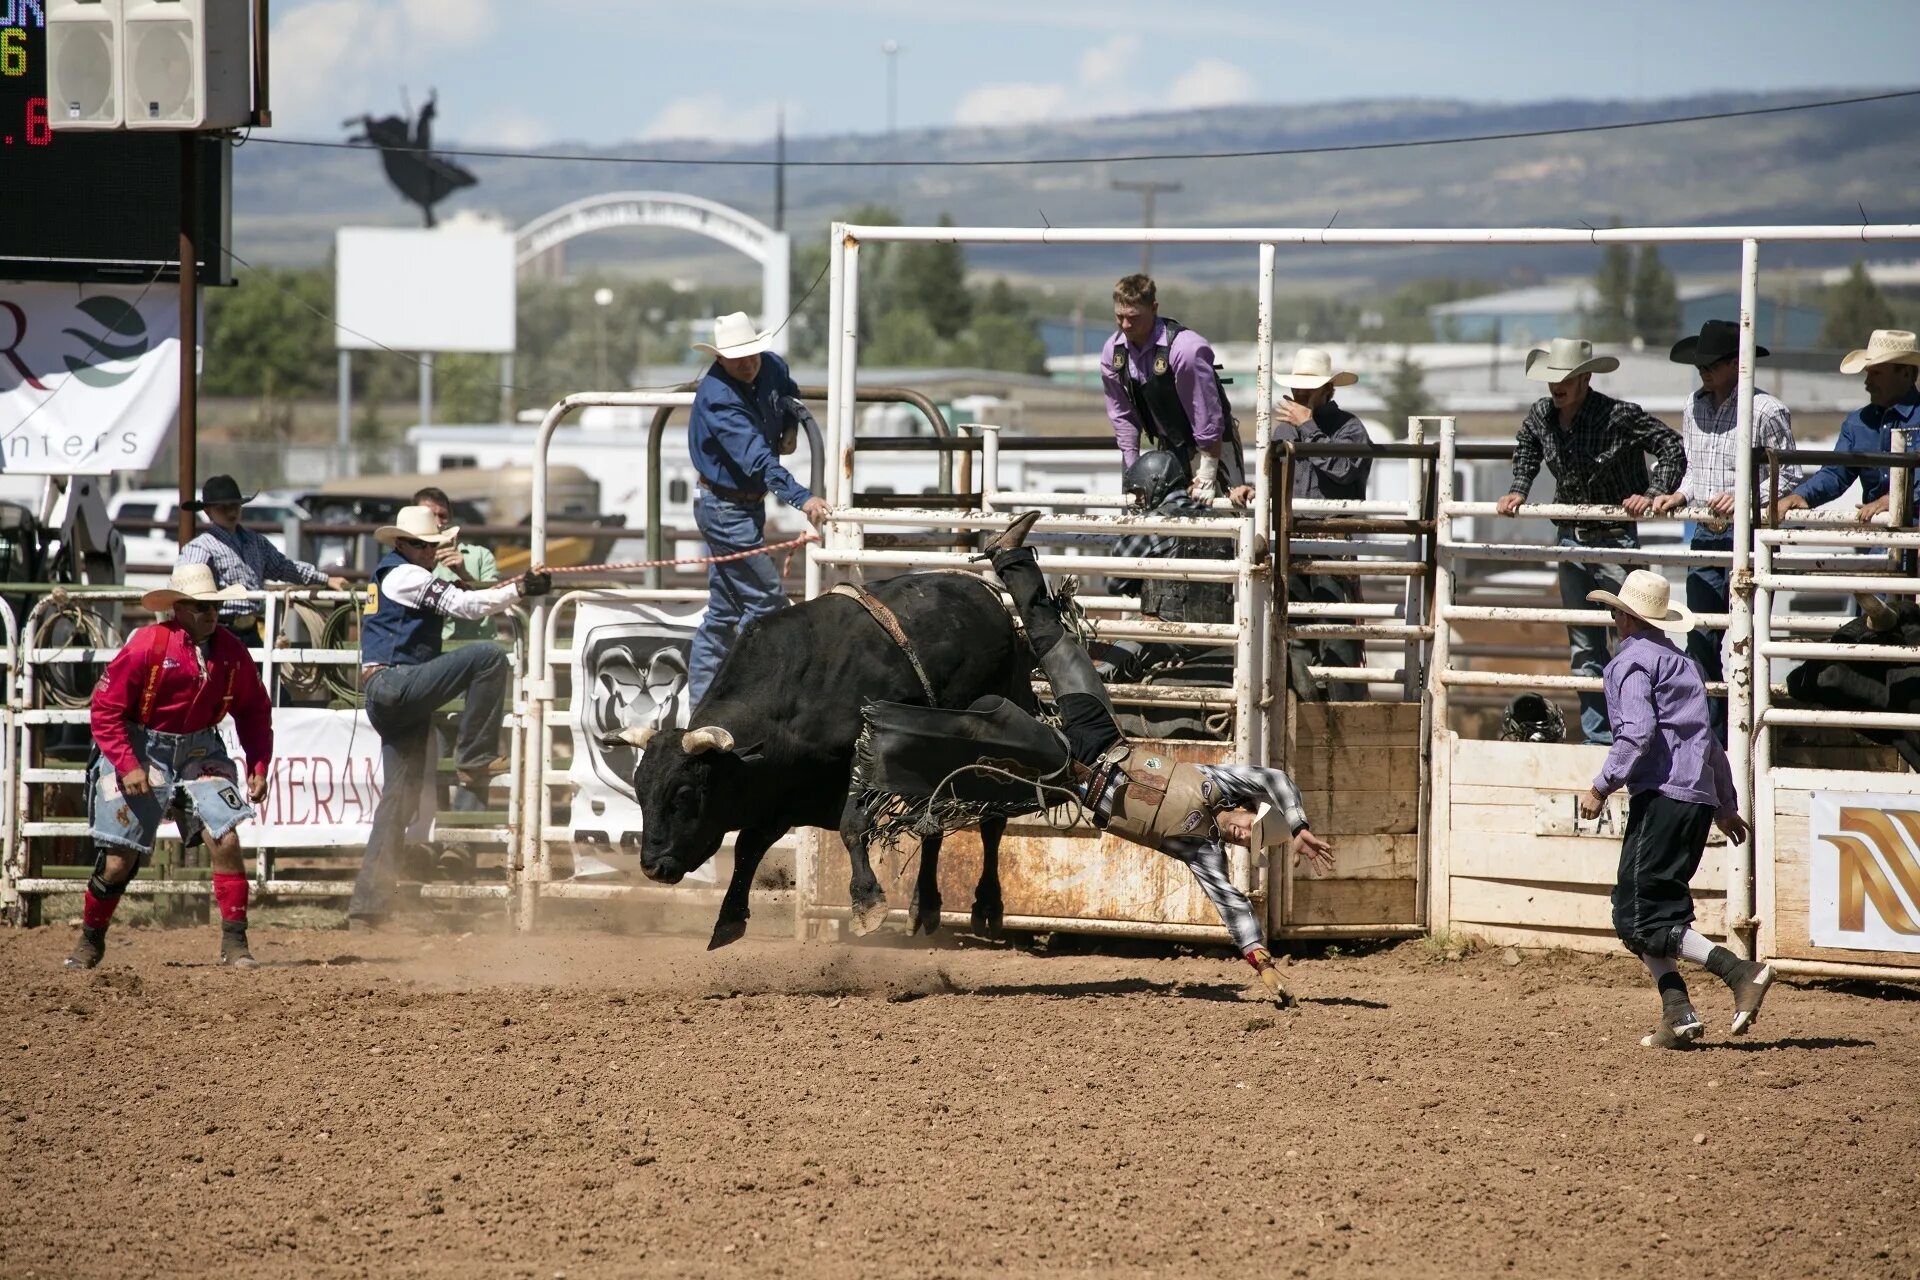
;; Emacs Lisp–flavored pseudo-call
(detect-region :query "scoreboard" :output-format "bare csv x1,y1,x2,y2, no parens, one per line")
1,7,230,284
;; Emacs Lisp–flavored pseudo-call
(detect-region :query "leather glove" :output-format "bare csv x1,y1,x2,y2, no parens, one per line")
1189,452,1221,499
517,571,554,598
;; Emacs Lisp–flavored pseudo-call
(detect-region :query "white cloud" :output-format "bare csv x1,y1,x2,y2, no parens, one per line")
473,108,552,149
1165,58,1257,110
268,0,501,136
952,34,1139,128
639,94,781,143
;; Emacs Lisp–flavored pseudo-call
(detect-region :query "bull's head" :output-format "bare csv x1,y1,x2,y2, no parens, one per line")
630,725,742,884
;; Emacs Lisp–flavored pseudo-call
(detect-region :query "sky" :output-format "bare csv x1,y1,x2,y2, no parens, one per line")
267,0,1915,148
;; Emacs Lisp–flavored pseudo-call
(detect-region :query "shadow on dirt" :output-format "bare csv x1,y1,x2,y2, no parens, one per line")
1706,1035,1876,1052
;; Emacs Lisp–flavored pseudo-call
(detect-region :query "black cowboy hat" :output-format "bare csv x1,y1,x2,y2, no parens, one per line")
180,474,257,512
1670,318,1768,367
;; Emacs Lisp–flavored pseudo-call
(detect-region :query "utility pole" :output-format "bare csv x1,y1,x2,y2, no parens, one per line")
773,104,786,231
1111,179,1181,277
882,41,902,136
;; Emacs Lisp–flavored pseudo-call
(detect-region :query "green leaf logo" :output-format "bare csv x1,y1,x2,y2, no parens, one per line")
63,297,150,389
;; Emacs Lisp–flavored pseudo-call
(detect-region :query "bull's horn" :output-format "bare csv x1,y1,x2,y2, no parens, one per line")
1856,594,1899,633
682,726,736,755
614,725,658,749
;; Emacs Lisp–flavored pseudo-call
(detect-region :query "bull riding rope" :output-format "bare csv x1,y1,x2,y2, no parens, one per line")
506,530,821,583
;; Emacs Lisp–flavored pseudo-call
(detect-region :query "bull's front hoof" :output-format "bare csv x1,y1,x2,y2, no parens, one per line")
910,890,943,937
707,916,748,951
970,898,1004,936
849,894,890,937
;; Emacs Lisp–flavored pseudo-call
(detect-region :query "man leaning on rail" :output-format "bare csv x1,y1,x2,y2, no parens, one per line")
1651,320,1801,744
1495,338,1687,746
1772,329,1920,526
347,507,551,928
685,311,829,708
67,564,275,971
1101,273,1246,500
176,474,348,648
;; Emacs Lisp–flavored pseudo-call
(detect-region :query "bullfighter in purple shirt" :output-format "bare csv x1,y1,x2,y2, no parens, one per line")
1101,274,1245,500
1578,569,1776,1049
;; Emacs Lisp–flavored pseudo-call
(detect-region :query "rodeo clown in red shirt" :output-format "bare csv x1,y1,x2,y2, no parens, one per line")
65,563,274,972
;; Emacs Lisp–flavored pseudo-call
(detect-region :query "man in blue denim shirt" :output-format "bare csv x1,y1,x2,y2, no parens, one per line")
686,311,829,706
1773,329,1920,526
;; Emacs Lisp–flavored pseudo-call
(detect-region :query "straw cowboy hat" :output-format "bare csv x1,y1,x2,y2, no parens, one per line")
1839,329,1920,375
693,311,774,360
140,562,250,612
1524,337,1620,382
1670,318,1768,366
1586,568,1694,634
375,504,460,547
1279,347,1359,391
180,473,256,512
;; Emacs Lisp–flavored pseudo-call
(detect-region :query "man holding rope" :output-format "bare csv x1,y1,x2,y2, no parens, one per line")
347,507,550,927
68,565,273,970
686,311,829,707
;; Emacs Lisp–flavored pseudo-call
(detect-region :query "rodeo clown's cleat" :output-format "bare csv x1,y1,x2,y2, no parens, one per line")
1726,960,1775,1036
63,926,106,971
1640,1007,1705,1050
220,923,259,969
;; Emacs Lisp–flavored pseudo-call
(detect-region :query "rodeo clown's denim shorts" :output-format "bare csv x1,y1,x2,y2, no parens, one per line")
88,726,254,855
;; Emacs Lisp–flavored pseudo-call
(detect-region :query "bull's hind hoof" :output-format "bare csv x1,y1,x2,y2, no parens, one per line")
707,916,748,951
970,900,1003,936
910,890,943,936
850,895,891,937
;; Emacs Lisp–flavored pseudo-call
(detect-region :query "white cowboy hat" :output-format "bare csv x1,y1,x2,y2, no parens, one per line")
1280,347,1359,391
140,562,250,612
375,504,460,548
1839,329,1920,375
1587,568,1694,634
1524,337,1620,383
693,311,774,360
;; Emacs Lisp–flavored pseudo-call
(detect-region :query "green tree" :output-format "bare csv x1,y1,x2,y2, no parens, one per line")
1630,245,1681,346
1381,351,1432,434
1821,261,1896,349
955,314,1049,375
202,267,335,406
892,213,972,340
1590,241,1634,342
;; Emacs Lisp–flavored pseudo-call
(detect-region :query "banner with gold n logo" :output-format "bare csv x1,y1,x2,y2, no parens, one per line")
1809,792,1920,952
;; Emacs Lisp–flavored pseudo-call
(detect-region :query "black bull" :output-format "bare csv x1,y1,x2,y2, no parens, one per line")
630,573,1037,948
1785,596,1920,770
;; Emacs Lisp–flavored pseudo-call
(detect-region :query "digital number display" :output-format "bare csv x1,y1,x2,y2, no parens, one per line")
1,6,229,284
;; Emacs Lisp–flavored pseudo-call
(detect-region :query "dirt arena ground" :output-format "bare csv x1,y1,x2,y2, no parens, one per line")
2,917,1916,1280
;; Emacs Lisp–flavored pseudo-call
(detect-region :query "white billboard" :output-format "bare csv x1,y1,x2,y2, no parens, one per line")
1808,791,1920,952
334,225,516,354
0,282,183,475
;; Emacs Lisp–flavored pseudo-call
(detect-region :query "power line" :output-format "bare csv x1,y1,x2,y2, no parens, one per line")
244,87,1920,170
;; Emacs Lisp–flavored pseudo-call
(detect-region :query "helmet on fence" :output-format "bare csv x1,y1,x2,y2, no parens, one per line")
1123,450,1190,508
1499,693,1566,744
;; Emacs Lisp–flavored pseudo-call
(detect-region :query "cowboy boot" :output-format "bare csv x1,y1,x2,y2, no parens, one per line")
63,926,107,971
1247,946,1295,1009
976,510,1041,558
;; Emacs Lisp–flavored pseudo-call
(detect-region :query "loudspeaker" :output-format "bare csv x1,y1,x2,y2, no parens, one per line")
122,0,251,130
45,0,124,131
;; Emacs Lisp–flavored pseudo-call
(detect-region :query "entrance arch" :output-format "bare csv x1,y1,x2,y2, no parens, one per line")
514,193,792,354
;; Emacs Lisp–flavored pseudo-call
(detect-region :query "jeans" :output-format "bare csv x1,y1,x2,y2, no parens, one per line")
1686,534,1732,746
688,493,790,707
1557,532,1637,745
1287,572,1367,701
349,643,508,918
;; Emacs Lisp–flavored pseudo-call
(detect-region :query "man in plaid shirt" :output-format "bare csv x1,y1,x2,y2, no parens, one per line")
1653,320,1800,743
177,475,345,647
1496,338,1686,744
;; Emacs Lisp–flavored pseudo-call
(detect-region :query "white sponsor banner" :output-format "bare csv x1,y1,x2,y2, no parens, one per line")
221,708,386,848
567,599,714,883
1807,791,1920,953
0,283,183,475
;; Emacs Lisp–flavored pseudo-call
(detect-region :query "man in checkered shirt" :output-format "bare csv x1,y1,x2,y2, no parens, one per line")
1652,320,1801,744
1496,338,1686,745
176,475,346,647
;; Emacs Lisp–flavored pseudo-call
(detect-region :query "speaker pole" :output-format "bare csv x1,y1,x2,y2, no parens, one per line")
177,133,200,547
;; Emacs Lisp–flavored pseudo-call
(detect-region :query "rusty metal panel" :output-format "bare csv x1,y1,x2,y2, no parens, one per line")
1279,702,1425,933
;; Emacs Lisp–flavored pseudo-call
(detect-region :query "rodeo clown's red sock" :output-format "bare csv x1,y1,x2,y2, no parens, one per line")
212,873,249,927
82,852,130,931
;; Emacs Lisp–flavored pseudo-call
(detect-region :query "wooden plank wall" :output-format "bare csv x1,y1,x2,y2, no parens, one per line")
1444,738,1726,954
1765,772,1920,971
1279,703,1422,932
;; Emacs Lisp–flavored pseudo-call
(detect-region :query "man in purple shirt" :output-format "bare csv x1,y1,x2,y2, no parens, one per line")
1101,274,1244,499
1578,570,1774,1049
